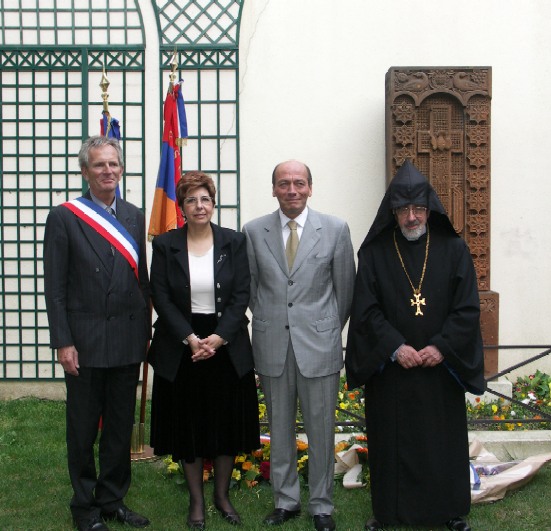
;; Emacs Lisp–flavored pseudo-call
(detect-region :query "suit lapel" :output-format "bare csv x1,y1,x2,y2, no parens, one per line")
291,209,321,275
75,192,114,272
109,198,137,285
262,211,288,275
169,226,191,284
213,224,231,278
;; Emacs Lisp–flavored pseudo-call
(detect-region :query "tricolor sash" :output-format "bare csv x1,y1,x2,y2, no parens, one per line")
62,197,140,279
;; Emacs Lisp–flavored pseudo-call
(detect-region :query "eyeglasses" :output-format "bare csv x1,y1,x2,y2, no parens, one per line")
395,205,428,217
183,196,213,206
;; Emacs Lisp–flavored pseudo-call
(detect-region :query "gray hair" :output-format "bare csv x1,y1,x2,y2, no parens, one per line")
78,135,124,169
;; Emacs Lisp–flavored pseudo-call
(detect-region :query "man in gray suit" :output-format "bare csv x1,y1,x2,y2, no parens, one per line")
243,160,355,531
44,136,150,531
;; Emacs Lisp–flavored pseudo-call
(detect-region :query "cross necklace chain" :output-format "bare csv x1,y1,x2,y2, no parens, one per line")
393,225,430,316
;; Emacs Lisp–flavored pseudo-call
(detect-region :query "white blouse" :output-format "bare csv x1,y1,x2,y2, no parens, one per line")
188,246,215,314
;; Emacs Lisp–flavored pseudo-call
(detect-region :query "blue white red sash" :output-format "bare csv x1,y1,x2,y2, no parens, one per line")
62,197,140,279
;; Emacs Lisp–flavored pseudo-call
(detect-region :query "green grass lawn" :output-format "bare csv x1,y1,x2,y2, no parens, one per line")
1,398,550,531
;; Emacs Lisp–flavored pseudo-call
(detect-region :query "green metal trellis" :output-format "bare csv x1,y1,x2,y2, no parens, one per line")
0,0,146,380
0,0,245,381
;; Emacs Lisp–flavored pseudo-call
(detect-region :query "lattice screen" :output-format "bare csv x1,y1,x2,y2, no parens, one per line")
0,0,145,380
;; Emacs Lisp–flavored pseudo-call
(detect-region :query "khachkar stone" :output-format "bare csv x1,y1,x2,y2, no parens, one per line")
385,67,498,375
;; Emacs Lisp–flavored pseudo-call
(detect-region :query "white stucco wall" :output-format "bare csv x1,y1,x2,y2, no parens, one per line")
234,0,551,377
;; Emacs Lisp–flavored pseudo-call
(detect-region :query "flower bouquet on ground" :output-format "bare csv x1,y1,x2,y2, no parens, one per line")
334,434,369,488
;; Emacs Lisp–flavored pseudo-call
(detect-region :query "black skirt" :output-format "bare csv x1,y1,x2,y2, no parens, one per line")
150,313,260,462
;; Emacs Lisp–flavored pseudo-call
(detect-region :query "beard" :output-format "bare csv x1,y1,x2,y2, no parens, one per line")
401,223,426,241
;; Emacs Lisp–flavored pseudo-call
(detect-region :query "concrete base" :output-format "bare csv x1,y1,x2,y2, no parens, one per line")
466,378,513,404
468,430,551,461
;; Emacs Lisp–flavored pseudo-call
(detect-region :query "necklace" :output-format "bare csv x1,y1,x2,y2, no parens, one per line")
393,225,430,316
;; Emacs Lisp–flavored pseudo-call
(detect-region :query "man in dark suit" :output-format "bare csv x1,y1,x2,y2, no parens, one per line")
243,160,355,531
44,136,150,531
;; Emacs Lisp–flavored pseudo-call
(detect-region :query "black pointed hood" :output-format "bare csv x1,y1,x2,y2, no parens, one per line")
361,160,456,247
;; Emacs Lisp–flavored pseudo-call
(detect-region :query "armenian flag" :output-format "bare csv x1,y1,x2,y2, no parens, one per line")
148,81,188,240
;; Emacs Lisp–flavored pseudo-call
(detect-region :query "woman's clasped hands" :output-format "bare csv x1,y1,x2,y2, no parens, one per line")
189,333,225,362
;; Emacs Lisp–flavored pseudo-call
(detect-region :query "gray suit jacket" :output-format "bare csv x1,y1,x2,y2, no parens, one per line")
44,192,150,367
243,208,355,378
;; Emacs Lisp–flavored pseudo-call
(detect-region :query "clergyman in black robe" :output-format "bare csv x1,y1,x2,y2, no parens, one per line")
345,160,485,531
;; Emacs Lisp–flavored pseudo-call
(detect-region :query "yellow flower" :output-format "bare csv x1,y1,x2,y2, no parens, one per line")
258,403,267,419
232,469,241,481
297,455,309,470
167,461,179,474
334,441,349,453
491,404,498,414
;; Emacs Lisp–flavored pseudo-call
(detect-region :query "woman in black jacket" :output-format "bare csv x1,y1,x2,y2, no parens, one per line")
149,171,259,529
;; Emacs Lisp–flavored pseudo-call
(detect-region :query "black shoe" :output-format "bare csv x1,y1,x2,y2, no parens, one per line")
102,505,150,528
73,515,109,531
446,517,471,531
263,508,301,525
186,516,206,530
365,518,383,531
214,502,242,525
313,514,335,531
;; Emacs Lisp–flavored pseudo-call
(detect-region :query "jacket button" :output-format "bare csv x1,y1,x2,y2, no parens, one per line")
288,280,294,286
129,314,135,320
288,303,293,307
217,283,221,288
285,325,289,330
217,297,222,302
217,312,222,317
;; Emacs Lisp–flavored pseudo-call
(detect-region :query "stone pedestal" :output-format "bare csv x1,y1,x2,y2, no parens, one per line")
480,290,499,376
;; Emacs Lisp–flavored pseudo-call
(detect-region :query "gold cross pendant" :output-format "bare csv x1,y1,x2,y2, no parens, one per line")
410,291,426,316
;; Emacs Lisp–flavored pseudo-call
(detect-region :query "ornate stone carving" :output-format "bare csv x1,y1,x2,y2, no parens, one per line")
386,67,492,290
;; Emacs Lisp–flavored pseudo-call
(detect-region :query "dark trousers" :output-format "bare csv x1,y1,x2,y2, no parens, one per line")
65,364,140,518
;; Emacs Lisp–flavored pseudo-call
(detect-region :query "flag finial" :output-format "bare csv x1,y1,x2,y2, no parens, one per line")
100,65,110,114
169,50,178,93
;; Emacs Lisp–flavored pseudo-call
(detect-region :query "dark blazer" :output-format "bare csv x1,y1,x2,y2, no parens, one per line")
148,223,253,381
43,192,150,367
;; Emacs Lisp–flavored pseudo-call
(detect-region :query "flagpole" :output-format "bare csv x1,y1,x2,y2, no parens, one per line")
100,65,112,137
133,51,185,461
98,63,153,460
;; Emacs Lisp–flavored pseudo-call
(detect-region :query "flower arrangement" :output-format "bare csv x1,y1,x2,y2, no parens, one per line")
335,378,365,432
162,372,551,488
467,370,551,430
162,435,312,489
